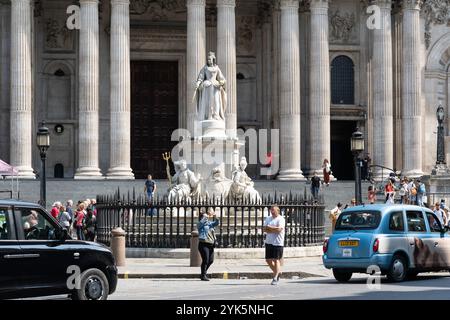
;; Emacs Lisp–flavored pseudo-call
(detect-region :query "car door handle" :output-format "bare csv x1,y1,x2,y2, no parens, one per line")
409,243,415,246
22,254,40,258
4,254,24,259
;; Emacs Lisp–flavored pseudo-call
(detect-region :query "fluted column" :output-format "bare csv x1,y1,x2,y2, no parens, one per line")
187,0,206,135
106,0,134,179
308,0,330,176
371,0,394,179
217,0,237,136
277,0,305,180
10,0,35,179
75,0,102,179
402,0,423,177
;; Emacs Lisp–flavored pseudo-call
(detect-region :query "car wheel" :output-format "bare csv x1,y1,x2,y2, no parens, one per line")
387,255,408,282
332,269,352,282
73,268,109,300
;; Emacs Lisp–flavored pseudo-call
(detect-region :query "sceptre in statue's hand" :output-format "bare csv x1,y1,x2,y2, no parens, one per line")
162,152,172,187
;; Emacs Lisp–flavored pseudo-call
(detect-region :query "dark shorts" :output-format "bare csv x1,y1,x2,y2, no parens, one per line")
265,244,283,260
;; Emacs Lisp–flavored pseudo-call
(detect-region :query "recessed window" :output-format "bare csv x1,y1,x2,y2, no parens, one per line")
331,55,354,105
54,69,65,77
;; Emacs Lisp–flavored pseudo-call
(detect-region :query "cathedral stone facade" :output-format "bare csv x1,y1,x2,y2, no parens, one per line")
0,0,449,180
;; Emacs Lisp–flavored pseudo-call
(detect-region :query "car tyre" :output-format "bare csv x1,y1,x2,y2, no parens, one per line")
387,255,407,282
332,269,352,282
72,268,109,300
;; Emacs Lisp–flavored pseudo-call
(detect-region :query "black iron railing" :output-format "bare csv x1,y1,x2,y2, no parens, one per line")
96,190,325,249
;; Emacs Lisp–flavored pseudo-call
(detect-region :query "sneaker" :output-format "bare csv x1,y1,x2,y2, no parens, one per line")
271,278,278,285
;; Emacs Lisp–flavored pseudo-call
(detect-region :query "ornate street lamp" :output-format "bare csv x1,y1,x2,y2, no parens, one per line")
436,105,446,165
36,121,50,208
351,128,364,205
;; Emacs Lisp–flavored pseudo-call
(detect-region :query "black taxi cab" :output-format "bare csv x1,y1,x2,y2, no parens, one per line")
0,200,117,300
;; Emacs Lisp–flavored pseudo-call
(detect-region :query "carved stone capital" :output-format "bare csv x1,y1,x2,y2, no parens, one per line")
111,0,130,6
369,0,392,9
402,0,423,11
187,0,206,7
216,0,235,8
279,0,299,10
309,0,329,9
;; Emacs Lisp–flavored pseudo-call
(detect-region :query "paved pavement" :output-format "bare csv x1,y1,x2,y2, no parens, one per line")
117,256,331,279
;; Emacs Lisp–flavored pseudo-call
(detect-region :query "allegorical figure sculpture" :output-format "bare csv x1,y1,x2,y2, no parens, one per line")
168,160,202,202
207,164,233,200
195,51,227,121
230,157,261,203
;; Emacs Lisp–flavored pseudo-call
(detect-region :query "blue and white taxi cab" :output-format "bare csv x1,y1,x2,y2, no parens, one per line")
323,204,450,282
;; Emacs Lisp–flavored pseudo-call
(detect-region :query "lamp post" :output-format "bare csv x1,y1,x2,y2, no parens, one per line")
436,105,445,165
351,128,365,205
36,121,50,208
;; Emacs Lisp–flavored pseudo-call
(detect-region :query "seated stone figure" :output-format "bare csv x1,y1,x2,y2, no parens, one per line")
207,164,233,201
168,160,201,203
229,157,261,203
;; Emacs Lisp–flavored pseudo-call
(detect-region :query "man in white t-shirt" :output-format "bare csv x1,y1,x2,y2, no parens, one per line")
263,206,285,285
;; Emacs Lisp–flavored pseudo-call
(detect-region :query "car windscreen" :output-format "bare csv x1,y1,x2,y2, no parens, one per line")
335,210,381,230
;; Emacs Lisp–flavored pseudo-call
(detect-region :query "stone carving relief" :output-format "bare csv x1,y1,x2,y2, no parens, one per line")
329,9,356,43
422,0,450,49
237,16,256,55
130,0,185,20
45,18,73,50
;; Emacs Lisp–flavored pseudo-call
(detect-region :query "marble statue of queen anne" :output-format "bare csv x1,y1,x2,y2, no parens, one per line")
195,52,227,121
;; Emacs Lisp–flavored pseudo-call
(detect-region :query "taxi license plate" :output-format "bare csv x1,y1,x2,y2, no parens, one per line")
339,240,359,247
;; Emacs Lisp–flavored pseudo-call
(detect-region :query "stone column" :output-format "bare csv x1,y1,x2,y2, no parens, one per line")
0,1,11,161
371,0,394,179
75,0,102,179
106,0,134,179
217,0,237,136
10,0,35,179
401,0,423,177
308,0,330,176
187,0,206,136
277,0,305,180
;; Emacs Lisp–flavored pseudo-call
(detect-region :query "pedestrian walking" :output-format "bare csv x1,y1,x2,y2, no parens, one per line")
91,199,97,216
329,202,343,232
50,202,61,219
75,203,86,240
57,205,71,231
144,174,157,202
197,208,219,281
84,208,97,242
408,179,417,205
322,159,331,187
385,179,395,204
416,179,426,207
433,202,447,227
399,178,409,204
368,185,376,204
263,206,285,285
310,171,322,200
